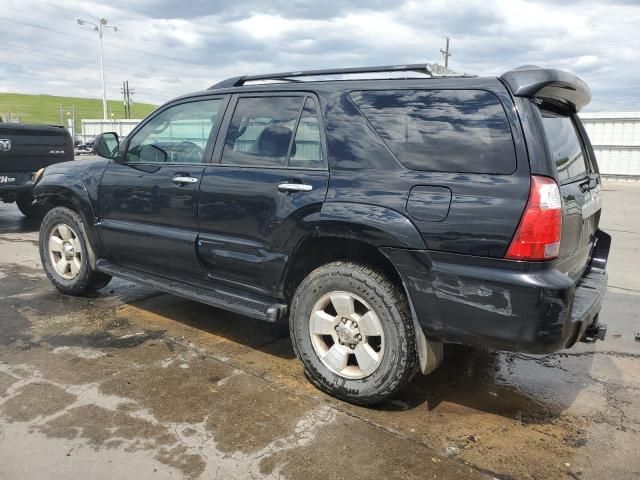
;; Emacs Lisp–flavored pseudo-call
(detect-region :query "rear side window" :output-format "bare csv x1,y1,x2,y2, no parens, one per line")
222,96,303,167
350,90,516,174
539,110,588,183
290,97,323,168
222,95,326,169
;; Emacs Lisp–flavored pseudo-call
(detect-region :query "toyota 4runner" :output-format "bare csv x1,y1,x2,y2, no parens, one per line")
34,64,609,405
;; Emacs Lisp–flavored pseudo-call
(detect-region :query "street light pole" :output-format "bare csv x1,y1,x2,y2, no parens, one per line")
77,18,117,120
97,24,107,121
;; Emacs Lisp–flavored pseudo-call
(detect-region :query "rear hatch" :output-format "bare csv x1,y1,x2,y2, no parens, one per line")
0,123,73,173
537,103,602,281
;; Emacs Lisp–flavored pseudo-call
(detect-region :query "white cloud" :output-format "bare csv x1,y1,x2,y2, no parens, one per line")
0,0,638,111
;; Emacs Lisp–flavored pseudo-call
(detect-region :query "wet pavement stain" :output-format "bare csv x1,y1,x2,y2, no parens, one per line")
1,382,76,422
0,371,18,393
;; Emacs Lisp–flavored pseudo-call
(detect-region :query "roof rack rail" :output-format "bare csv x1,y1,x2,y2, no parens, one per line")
209,63,465,89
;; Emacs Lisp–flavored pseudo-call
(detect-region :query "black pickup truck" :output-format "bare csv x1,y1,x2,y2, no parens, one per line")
0,123,73,217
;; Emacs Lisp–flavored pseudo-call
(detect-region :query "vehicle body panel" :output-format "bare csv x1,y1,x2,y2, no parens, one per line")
197,166,329,297
97,162,205,276
34,158,110,260
93,94,229,278
382,228,609,353
320,83,530,258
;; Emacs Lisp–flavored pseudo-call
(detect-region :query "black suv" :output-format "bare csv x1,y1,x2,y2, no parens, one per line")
34,64,609,405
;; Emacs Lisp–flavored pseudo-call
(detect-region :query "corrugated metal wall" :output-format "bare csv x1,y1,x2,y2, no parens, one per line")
80,119,141,142
580,112,640,178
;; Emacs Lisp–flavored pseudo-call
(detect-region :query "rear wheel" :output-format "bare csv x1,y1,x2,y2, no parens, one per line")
16,195,45,219
39,206,111,295
290,261,418,405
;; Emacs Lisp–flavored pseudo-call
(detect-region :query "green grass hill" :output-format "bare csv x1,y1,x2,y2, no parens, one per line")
0,92,156,129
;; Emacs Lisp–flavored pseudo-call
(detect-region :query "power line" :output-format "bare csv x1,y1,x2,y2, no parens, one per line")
11,2,184,52
0,40,198,80
0,16,203,66
0,43,100,71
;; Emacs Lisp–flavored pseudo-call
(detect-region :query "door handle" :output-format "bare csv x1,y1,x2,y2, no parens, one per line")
278,183,313,193
173,176,199,184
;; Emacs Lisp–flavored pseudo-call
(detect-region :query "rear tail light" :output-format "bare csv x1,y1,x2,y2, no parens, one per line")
505,175,562,261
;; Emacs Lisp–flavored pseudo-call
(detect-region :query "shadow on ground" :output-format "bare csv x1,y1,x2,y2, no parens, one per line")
124,291,594,426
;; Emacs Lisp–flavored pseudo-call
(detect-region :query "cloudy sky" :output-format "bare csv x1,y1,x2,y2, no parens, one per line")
0,0,639,111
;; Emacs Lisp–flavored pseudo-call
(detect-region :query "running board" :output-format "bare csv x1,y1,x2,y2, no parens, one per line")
96,260,288,323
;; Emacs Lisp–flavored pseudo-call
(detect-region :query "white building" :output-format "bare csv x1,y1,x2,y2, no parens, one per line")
580,112,640,178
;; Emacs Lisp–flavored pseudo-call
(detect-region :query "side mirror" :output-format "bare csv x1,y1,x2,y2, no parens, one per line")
94,132,119,159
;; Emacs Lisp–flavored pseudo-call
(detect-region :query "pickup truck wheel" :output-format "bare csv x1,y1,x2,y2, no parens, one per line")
16,195,45,219
290,261,418,405
39,206,111,295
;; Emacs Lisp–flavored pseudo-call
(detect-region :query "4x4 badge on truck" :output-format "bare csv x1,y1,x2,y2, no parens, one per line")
0,139,11,152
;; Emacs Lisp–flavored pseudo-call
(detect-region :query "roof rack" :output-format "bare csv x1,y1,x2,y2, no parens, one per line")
209,63,466,89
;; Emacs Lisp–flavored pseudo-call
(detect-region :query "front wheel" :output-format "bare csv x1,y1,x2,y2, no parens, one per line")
289,261,418,405
16,195,45,218
39,206,111,295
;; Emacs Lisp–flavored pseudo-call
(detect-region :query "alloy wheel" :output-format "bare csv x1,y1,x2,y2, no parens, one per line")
48,223,82,280
309,291,384,379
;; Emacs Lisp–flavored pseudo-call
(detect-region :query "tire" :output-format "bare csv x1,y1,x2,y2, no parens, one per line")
39,206,112,296
16,195,45,219
289,261,418,405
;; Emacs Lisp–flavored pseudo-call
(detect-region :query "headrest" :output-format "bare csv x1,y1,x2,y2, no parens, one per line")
257,125,294,158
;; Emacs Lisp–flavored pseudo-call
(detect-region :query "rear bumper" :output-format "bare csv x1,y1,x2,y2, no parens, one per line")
382,229,611,354
0,172,35,200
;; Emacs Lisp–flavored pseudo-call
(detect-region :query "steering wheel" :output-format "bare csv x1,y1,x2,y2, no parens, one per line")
171,141,204,163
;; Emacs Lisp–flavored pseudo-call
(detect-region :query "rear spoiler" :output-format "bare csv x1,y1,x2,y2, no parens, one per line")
500,66,591,112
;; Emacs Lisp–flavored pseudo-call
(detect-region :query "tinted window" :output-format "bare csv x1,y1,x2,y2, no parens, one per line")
539,110,588,183
222,96,304,167
127,99,222,163
350,90,516,174
290,97,323,168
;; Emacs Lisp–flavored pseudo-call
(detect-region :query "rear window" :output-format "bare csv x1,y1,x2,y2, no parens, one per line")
539,110,589,183
350,89,516,174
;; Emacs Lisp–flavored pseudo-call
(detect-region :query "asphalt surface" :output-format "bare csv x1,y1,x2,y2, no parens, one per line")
0,180,639,480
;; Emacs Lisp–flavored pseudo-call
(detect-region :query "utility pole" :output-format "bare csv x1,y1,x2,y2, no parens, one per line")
122,81,127,119
59,105,64,126
440,37,452,69
121,80,134,119
77,18,118,120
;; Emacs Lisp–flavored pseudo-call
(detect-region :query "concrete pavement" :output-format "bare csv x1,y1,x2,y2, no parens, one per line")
0,180,638,480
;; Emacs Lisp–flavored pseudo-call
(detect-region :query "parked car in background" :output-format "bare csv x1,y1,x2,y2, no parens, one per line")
74,137,95,156
0,123,73,217
33,64,609,405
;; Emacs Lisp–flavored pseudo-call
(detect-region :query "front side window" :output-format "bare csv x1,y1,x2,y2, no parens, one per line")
126,99,222,164
539,109,588,183
350,89,516,174
222,96,324,168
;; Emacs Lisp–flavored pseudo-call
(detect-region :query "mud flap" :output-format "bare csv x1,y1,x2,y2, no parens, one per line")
400,277,443,375
415,322,443,375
